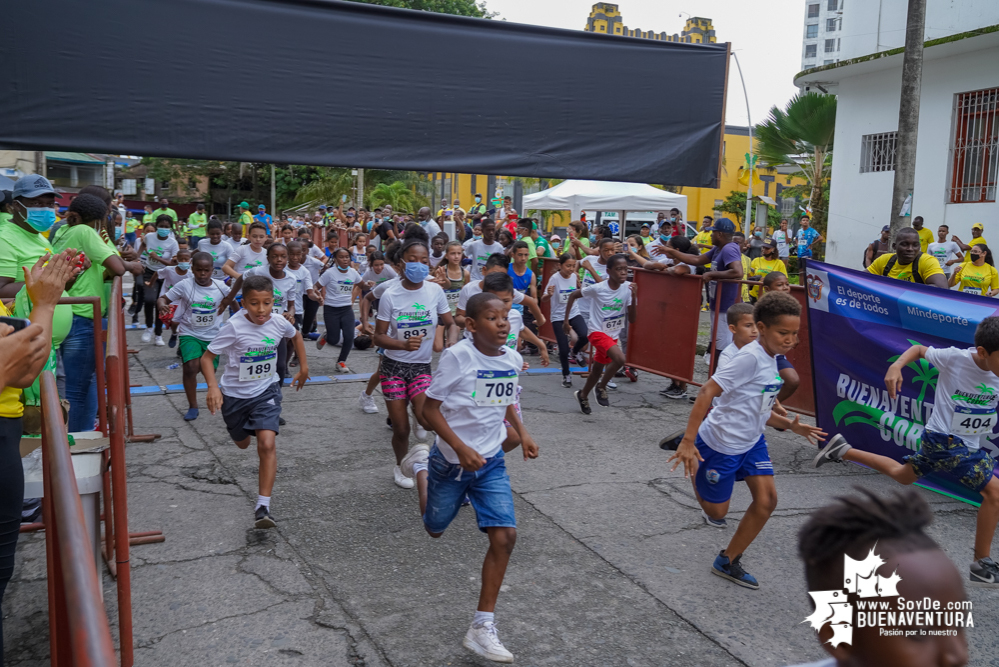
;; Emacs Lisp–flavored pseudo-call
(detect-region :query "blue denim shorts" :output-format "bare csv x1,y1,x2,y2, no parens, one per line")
423,445,516,534
694,434,773,504
906,430,996,493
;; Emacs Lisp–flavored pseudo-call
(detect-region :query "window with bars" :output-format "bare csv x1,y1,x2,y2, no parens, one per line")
860,132,897,173
825,38,836,53
827,0,839,10
805,44,817,58
808,3,820,18
950,87,998,203
826,17,838,31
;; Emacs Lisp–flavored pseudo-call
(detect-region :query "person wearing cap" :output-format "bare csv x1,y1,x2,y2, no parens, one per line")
0,175,68,298
549,234,563,254
794,216,823,259
912,215,933,253
663,217,744,358
235,201,253,229
953,223,987,263
927,224,963,276
254,204,273,235
0,190,13,230
468,193,487,217
864,225,892,268
638,223,653,245
867,227,948,288
748,238,787,301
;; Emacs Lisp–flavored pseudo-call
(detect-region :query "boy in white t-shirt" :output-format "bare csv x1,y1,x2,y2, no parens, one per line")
669,292,826,589
563,254,635,414
814,316,999,587
399,292,539,663
927,223,964,276
202,274,310,529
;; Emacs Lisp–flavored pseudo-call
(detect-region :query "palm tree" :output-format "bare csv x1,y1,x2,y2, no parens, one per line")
368,181,427,213
754,93,836,234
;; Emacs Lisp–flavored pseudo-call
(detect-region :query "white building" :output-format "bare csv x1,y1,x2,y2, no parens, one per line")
801,0,844,71
795,27,999,269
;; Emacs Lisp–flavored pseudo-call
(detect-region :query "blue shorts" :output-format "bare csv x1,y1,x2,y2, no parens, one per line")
905,430,996,493
694,434,773,504
423,445,516,534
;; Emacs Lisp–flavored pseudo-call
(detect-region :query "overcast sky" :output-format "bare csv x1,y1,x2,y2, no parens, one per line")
484,0,803,128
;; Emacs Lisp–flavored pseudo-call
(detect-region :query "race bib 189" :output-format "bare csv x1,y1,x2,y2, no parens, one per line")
474,369,519,407
238,352,276,381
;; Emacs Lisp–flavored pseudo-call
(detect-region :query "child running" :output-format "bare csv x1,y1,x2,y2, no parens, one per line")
284,241,313,366
434,240,470,351
139,215,180,344
310,247,362,373
351,233,370,273
198,220,234,281
223,221,267,279
398,291,539,663
814,316,999,587
542,253,587,388
372,228,455,488
564,254,635,414
669,292,826,589
454,254,545,333
157,251,230,420
149,247,193,348
202,274,310,528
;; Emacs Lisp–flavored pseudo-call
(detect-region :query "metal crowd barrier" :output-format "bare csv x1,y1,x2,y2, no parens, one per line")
38,371,117,667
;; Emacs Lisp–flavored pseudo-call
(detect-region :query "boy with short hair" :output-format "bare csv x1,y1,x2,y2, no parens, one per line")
669,292,826,588
399,292,539,663
201,275,310,528
814,316,999,587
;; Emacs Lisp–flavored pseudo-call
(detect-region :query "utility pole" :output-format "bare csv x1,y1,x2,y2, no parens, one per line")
270,164,276,218
888,0,926,245
356,168,364,210
731,52,754,233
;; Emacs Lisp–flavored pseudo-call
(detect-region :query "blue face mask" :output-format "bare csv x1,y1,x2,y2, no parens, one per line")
19,203,57,233
404,261,429,283
660,234,671,243
177,262,191,270
157,228,170,239
114,228,123,240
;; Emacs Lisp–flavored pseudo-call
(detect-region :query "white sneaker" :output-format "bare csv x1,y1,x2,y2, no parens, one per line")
400,444,429,479
393,465,414,489
154,335,166,346
463,621,514,663
141,330,153,343
358,391,379,414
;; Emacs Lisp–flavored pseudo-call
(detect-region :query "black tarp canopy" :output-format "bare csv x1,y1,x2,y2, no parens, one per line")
0,0,729,186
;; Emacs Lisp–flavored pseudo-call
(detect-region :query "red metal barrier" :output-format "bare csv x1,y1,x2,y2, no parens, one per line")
624,269,704,383
311,226,324,249
38,371,118,667
52,296,107,435
537,258,558,343
338,228,349,248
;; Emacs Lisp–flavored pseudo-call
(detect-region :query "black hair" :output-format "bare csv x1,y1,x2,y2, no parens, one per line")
483,271,514,294
939,224,949,231
247,222,268,236
480,217,496,228
68,193,108,224
484,253,510,270
78,185,112,206
266,243,288,258
331,246,351,260
754,291,800,326
605,254,628,271
368,250,385,264
726,302,755,326
668,235,692,253
401,223,430,255
799,488,937,593
353,334,373,351
516,218,532,230
465,292,504,320
497,229,514,246
242,275,273,296
896,227,919,241
326,230,339,242
155,214,173,226
596,225,613,239
298,228,310,236
175,247,193,260
597,237,617,250
512,240,529,253
733,231,746,239
558,252,575,265
192,251,214,266
383,240,403,266
974,316,999,354
971,243,995,267
762,271,788,288
286,240,303,252
207,220,223,232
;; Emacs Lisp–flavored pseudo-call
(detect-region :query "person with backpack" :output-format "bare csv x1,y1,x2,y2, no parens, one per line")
862,225,891,268
865,227,948,288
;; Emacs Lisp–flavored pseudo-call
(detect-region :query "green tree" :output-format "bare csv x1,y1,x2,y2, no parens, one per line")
343,0,494,17
716,190,782,232
368,181,428,212
755,92,836,240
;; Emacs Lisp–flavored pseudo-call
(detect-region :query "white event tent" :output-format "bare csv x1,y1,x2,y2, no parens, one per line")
522,180,688,238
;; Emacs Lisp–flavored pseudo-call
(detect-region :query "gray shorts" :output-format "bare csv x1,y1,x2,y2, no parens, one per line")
221,382,282,442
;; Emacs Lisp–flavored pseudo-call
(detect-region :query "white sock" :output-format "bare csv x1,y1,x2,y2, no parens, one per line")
256,495,271,510
473,611,494,627
413,460,428,475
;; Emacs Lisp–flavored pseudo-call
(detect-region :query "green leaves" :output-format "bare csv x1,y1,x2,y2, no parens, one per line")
342,0,494,18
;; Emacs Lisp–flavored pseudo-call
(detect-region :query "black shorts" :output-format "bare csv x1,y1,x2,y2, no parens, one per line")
221,383,283,442
293,313,303,330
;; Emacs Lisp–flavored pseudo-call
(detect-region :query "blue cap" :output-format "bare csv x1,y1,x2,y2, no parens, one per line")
13,174,58,199
258,204,266,210
318,204,327,209
708,217,736,233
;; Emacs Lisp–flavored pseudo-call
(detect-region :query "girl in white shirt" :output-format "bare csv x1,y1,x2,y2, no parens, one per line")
223,222,267,281
308,247,362,374
541,254,588,388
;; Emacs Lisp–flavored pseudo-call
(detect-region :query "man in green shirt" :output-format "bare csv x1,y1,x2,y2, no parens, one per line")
530,222,552,261
516,219,539,275
156,198,178,221
0,175,62,298
237,201,254,229
188,203,208,248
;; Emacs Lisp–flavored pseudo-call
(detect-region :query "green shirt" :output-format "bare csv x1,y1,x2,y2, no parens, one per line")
522,236,537,261
188,212,208,232
239,211,254,227
0,222,54,280
534,236,552,259
156,207,179,221
143,212,157,226
53,224,118,319
0,212,11,231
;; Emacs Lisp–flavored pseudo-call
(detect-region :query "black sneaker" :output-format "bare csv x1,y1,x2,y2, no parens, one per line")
278,417,287,426
595,385,610,407
813,434,852,468
971,557,999,587
658,429,685,451
561,375,572,388
662,385,688,400
128,303,138,315
254,506,276,529
711,551,759,589
659,381,679,397
574,390,591,415
168,333,177,348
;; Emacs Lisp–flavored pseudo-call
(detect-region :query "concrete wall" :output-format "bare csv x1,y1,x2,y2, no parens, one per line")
826,42,999,269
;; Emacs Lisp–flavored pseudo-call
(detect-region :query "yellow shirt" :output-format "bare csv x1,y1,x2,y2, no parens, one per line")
963,236,987,263
915,226,934,253
694,231,712,255
0,301,24,418
953,262,998,296
867,252,944,283
749,256,787,298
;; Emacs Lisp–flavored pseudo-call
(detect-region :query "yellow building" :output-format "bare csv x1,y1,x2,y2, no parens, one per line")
584,3,716,44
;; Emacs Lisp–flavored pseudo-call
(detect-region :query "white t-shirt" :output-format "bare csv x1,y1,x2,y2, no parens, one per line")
361,265,398,288
772,230,789,259
350,246,368,274
429,252,446,269
243,266,299,314
463,301,524,344
699,340,782,455
317,266,362,307
456,280,525,311
155,266,191,298
227,244,266,275
464,240,504,281
425,338,524,464
197,239,234,280
302,255,324,288
927,241,962,275
376,280,450,364
169,278,231,339
580,280,632,340
924,347,999,449
285,265,311,316
716,342,740,371
308,244,325,260
208,313,297,399
422,219,442,238
142,233,179,271
579,256,608,313
544,271,581,322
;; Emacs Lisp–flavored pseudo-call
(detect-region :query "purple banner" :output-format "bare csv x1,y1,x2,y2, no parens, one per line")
804,260,999,505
